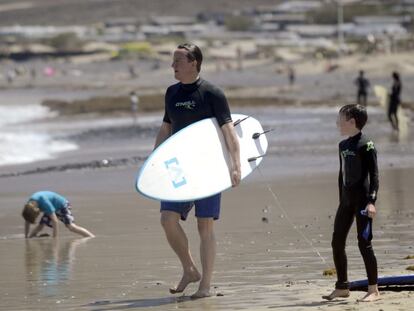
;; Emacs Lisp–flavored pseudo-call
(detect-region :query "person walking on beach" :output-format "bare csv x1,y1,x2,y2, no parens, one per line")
22,191,95,238
323,104,380,302
288,66,295,86
154,43,241,299
354,70,370,106
129,91,139,124
388,71,402,131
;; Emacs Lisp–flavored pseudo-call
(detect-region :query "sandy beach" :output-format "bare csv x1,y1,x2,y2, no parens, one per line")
0,159,414,311
1,96,414,311
1,43,414,311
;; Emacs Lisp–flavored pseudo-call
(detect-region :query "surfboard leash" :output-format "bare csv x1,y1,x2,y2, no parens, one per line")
256,166,328,266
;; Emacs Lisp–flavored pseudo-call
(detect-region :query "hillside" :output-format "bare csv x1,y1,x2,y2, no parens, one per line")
0,0,282,26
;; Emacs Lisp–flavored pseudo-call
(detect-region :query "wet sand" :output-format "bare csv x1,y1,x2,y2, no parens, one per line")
0,156,413,310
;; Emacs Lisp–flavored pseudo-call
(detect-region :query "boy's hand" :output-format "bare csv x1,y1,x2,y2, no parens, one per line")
365,203,376,219
25,221,30,238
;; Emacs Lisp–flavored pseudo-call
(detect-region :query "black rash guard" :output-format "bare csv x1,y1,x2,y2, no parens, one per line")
163,78,232,134
332,132,379,289
338,132,379,204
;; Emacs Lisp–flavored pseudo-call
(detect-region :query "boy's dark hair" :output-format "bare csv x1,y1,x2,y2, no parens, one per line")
339,104,368,130
177,43,203,72
22,201,40,224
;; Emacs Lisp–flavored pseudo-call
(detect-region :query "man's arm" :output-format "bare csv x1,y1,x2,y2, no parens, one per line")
50,213,59,238
154,122,172,150
221,122,241,187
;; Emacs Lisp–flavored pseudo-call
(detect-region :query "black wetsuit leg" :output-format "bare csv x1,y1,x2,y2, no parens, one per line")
332,189,378,289
332,199,354,289
355,204,378,285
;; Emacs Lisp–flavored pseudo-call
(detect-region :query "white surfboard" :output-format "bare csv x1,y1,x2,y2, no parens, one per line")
136,114,268,201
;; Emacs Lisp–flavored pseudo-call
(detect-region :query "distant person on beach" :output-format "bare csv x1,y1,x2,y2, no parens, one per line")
6,69,16,84
129,91,139,124
128,64,138,79
288,66,295,86
22,191,95,239
323,104,380,302
388,71,402,131
354,70,370,106
154,43,241,298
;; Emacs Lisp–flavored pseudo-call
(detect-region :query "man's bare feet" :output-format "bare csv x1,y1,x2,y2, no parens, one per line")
322,289,350,301
357,285,380,302
191,289,211,299
169,270,201,294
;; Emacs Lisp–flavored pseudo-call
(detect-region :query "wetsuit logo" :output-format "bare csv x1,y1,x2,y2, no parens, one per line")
341,149,355,158
175,100,196,110
366,141,375,151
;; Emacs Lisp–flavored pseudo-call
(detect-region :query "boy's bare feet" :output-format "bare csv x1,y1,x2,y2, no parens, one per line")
357,285,380,302
322,289,350,301
169,270,201,294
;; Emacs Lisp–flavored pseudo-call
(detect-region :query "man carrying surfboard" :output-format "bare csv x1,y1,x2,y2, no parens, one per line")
154,43,241,299
323,104,380,302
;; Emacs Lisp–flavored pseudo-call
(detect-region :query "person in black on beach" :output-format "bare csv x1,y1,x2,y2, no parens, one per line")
354,70,370,106
388,71,402,131
323,104,380,303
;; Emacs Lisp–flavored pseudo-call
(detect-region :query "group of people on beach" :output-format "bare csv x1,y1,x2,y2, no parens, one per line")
355,70,403,131
23,43,383,302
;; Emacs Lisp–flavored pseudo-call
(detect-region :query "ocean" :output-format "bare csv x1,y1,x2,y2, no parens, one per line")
0,93,413,178
0,102,77,166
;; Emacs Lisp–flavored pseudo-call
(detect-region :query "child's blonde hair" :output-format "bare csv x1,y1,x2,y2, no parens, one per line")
22,201,40,224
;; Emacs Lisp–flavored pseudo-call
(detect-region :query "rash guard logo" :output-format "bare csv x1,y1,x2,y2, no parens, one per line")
341,149,355,158
175,100,196,110
366,141,375,151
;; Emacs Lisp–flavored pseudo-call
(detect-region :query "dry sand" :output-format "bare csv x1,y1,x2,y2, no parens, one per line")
0,157,413,310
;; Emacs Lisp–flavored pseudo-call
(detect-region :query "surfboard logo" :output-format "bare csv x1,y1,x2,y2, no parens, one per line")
164,157,187,188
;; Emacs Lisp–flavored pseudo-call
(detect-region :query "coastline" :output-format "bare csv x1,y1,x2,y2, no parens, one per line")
0,49,413,310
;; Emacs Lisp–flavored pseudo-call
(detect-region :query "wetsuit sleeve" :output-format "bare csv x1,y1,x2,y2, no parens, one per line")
162,111,171,124
338,147,343,201
162,87,171,124
206,87,232,127
362,143,379,204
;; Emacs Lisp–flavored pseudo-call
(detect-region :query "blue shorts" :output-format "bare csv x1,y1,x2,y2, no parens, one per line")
40,202,75,227
160,193,221,221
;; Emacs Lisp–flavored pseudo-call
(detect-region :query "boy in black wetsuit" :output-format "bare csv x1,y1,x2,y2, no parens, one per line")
323,104,380,302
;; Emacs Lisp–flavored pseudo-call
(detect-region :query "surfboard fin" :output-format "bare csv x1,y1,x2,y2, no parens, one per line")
233,116,250,126
252,129,274,139
248,154,266,162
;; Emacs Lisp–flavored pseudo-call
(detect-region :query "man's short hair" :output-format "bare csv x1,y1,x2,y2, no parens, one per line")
22,201,40,224
177,43,203,72
339,104,368,130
